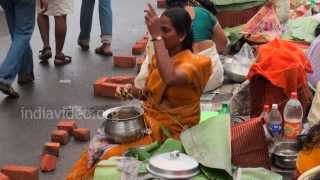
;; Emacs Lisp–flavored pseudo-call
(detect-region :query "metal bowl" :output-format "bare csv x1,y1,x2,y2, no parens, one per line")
271,140,298,170
223,63,248,83
102,106,146,144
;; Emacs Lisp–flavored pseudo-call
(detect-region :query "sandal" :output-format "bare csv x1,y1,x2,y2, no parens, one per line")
54,54,72,66
95,46,113,57
0,81,19,98
39,47,52,63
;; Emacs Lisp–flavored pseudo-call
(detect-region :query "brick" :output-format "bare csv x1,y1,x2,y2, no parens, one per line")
138,38,148,47
73,128,90,142
43,142,60,157
93,76,135,98
143,33,149,40
0,173,9,180
107,76,135,84
113,56,136,68
40,154,57,172
94,82,127,98
51,130,70,145
157,0,166,8
132,43,145,55
57,120,77,134
1,165,38,180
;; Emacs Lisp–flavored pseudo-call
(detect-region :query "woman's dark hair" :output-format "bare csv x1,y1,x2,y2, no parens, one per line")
162,8,193,51
297,123,320,151
166,0,218,16
195,0,218,15
315,23,320,37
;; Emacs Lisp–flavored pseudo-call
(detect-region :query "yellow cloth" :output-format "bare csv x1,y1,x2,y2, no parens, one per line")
66,50,212,180
296,148,320,175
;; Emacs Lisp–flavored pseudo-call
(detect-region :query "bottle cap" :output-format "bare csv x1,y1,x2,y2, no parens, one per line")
291,92,298,99
272,104,278,109
263,105,270,112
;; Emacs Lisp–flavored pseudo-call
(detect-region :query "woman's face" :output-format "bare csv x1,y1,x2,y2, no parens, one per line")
159,15,184,51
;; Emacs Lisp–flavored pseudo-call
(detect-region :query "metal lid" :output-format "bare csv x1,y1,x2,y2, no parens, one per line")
147,151,199,179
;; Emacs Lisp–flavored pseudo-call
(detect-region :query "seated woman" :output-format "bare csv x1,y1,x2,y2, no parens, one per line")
137,0,227,92
296,123,320,176
66,6,212,180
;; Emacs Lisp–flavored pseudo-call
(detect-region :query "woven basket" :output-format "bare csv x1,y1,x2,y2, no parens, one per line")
216,5,262,28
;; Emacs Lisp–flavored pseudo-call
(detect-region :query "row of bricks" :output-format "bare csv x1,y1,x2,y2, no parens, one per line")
0,120,91,179
41,120,90,172
114,32,148,68
114,0,166,70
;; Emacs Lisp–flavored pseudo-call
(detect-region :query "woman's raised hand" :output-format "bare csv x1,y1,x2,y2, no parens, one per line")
144,3,162,39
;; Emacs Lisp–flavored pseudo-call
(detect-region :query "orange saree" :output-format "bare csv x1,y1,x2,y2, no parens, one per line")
296,147,320,175
66,50,212,180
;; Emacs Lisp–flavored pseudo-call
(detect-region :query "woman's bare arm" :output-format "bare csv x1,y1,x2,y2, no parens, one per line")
212,23,228,54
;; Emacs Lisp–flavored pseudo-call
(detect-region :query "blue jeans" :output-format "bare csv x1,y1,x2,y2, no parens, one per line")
0,0,35,85
78,0,112,44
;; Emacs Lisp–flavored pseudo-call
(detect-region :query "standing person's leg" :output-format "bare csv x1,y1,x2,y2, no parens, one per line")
95,0,112,56
0,0,35,97
37,13,52,62
17,44,34,85
78,0,96,50
54,15,71,66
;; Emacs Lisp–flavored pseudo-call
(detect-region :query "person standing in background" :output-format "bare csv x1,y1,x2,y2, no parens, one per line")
37,0,73,66
77,0,113,56
0,0,47,98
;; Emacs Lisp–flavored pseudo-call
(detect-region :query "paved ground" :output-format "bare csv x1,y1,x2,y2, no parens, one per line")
0,0,156,179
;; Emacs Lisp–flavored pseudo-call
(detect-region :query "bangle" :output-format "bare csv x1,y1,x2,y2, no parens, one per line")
151,36,163,41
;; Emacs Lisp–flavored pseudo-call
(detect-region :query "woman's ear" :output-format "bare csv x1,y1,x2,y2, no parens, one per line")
178,33,186,42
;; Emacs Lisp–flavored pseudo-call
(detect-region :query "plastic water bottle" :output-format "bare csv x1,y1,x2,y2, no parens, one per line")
268,104,283,139
260,105,272,140
260,105,270,124
283,92,303,139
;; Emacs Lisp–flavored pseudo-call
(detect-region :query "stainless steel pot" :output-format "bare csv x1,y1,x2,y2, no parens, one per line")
147,151,200,179
102,106,147,144
271,140,298,170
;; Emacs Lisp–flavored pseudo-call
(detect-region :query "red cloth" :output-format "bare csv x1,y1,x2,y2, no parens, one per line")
247,39,313,96
249,76,312,117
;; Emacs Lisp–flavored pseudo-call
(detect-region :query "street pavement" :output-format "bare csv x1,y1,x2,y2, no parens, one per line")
0,0,156,179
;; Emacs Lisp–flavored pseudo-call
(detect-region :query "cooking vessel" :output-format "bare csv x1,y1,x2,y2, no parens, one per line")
102,106,147,144
271,140,298,170
147,151,200,179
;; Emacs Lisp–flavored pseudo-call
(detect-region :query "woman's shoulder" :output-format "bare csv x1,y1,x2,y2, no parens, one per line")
181,52,211,69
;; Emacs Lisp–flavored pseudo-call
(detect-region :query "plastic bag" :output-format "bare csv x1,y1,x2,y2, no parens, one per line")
223,43,255,83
